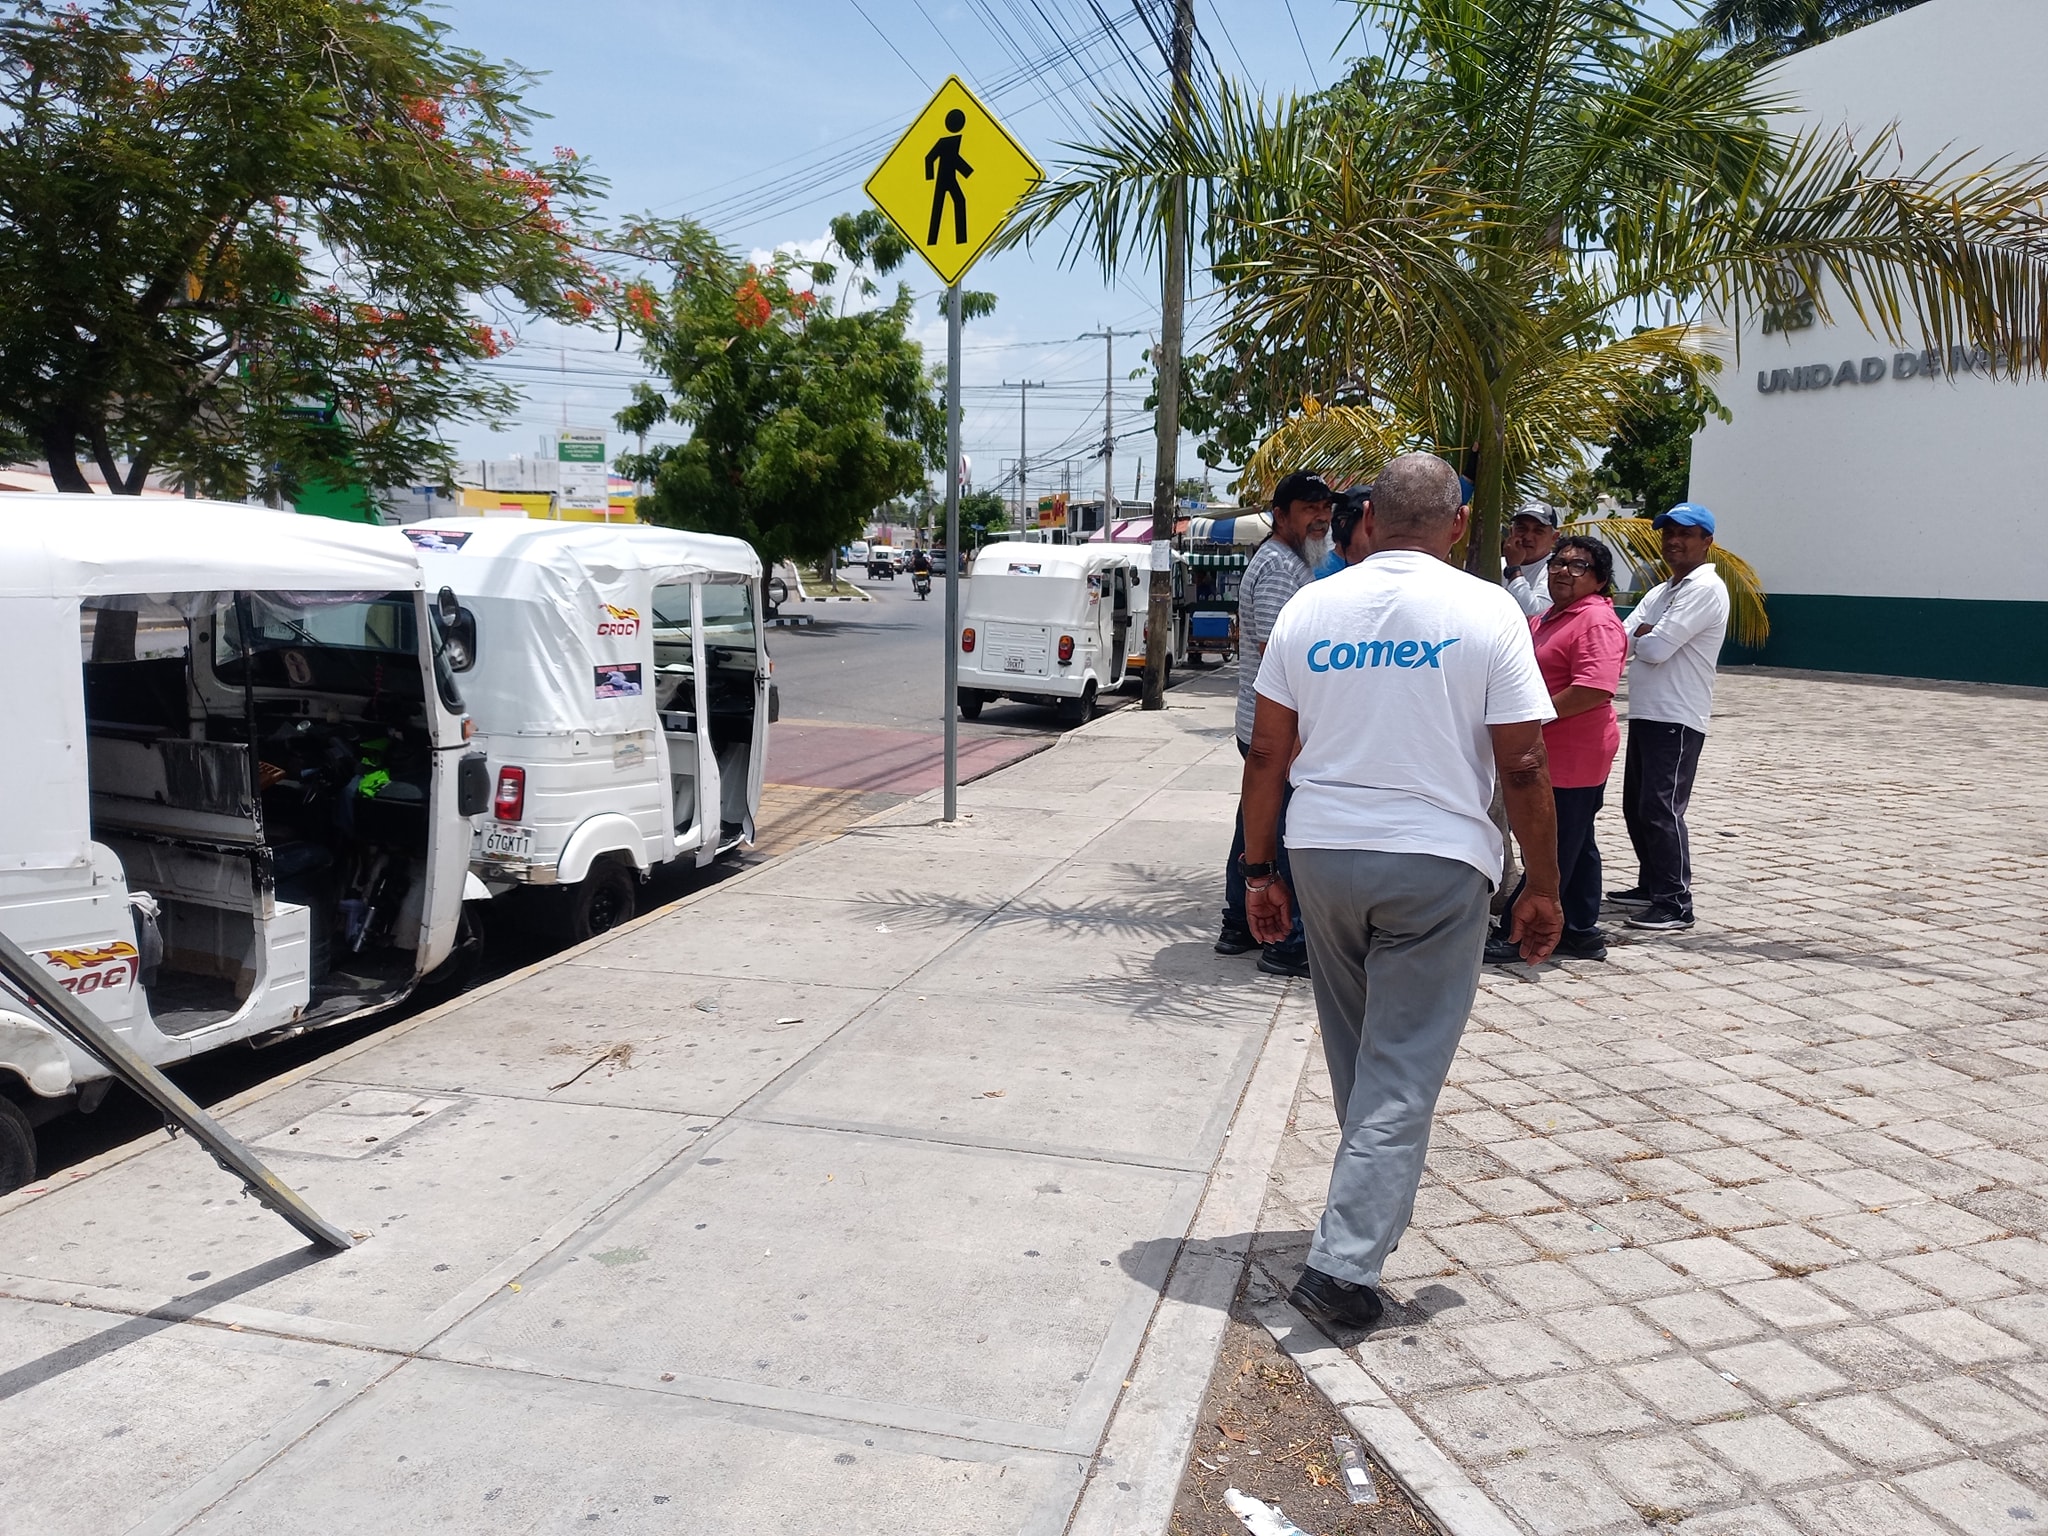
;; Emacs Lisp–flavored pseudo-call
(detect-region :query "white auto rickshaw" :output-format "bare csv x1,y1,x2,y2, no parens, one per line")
404,518,772,944
0,498,491,1192
956,541,1144,724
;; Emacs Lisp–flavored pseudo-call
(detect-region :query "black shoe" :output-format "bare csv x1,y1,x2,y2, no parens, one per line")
1290,1265,1385,1333
1626,903,1695,931
1604,885,1654,907
1257,946,1309,978
1484,933,1527,965
1215,926,1258,956
1554,927,1610,961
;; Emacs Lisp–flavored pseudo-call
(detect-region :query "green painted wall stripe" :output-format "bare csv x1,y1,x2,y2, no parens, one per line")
1722,593,2048,687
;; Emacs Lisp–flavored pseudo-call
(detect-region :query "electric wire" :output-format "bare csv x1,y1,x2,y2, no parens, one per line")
1281,0,1320,86
843,0,929,88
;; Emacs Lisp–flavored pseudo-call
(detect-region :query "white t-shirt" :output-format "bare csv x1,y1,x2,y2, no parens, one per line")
1626,563,1729,734
1253,549,1555,884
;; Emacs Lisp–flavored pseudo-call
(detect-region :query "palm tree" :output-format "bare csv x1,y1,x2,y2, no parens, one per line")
1005,0,2048,588
1702,0,1929,57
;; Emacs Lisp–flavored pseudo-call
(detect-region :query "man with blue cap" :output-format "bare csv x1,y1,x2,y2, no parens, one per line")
1609,502,1729,931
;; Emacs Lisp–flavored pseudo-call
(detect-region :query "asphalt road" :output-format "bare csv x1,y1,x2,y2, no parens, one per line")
770,562,1117,735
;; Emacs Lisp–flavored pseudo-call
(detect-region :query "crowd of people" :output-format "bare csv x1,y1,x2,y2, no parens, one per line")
1218,452,1731,1334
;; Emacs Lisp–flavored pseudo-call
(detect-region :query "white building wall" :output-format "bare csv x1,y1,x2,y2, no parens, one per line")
1688,0,2048,676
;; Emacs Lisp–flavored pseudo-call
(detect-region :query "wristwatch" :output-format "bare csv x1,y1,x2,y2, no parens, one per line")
1239,859,1279,879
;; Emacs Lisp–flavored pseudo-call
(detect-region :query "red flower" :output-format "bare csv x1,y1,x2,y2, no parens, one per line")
404,97,446,136
734,279,772,330
627,284,657,324
565,289,596,319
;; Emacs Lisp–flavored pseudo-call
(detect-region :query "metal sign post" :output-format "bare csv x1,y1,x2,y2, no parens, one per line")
0,929,354,1252
943,283,963,821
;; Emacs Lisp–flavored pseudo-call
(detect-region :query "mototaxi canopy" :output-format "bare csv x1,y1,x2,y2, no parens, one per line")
403,517,759,737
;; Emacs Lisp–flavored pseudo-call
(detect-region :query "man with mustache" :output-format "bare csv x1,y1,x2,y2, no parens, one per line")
1218,470,1335,978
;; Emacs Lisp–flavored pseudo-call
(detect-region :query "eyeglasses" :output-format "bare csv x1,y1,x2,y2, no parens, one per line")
1551,558,1597,575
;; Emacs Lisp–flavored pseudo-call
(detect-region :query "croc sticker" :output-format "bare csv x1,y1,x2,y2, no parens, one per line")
40,940,140,993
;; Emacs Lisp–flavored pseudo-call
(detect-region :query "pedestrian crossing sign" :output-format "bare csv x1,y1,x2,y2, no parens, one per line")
865,76,1044,287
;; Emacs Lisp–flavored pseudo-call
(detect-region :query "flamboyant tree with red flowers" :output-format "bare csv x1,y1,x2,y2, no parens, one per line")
0,0,603,500
611,214,944,575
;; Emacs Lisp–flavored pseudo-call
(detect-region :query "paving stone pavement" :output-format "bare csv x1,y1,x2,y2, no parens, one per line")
1258,670,2048,1536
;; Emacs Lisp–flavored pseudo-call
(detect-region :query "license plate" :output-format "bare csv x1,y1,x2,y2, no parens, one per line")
482,826,533,859
1004,655,1026,673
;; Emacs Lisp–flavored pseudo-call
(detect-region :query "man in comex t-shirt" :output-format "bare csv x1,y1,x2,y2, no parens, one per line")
1240,452,1563,1335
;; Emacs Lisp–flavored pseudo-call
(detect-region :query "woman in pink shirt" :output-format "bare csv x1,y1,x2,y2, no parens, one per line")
1487,534,1629,963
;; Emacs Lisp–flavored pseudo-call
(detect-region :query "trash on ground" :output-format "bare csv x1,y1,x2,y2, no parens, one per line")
1222,1488,1310,1536
1331,1435,1379,1505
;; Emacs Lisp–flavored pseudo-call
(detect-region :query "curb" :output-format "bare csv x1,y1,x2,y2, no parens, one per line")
1246,1265,1525,1536
1064,996,1317,1536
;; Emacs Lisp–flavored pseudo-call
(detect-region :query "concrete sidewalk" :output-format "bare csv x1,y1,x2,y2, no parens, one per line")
0,675,1312,1536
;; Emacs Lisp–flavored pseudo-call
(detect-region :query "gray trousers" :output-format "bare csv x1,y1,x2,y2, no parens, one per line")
1289,847,1492,1288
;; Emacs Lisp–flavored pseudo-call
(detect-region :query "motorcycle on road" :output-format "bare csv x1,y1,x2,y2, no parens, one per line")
912,568,932,600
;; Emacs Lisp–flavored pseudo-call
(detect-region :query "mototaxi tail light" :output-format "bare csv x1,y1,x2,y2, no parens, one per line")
961,627,976,653
1057,634,1075,664
493,765,526,822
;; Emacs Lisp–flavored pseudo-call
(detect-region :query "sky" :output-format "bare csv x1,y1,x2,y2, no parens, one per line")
439,0,1368,510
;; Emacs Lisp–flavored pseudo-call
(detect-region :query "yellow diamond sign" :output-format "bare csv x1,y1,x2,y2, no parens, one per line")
865,76,1044,288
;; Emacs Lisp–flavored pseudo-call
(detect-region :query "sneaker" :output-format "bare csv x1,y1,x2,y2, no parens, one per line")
1483,933,1527,965
1215,926,1258,956
1604,885,1654,907
1257,946,1310,978
1554,927,1610,961
1626,904,1695,931
1289,1265,1384,1333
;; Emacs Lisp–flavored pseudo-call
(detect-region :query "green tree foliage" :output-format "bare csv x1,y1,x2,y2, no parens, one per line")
611,216,942,571
1703,0,1927,56
1595,364,1730,519
0,0,602,498
956,488,1010,545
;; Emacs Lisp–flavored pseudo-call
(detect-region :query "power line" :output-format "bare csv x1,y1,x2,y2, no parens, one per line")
1281,0,1320,87
843,0,929,87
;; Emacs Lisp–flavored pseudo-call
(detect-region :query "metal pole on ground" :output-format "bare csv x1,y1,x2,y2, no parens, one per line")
943,282,963,822
0,928,355,1251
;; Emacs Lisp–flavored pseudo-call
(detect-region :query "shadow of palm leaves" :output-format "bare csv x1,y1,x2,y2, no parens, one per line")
849,888,1209,944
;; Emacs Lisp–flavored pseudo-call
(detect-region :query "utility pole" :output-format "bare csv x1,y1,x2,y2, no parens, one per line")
1004,379,1046,529
1080,327,1142,534
1144,0,1196,710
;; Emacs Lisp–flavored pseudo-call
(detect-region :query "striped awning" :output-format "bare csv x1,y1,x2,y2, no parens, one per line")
1186,511,1271,547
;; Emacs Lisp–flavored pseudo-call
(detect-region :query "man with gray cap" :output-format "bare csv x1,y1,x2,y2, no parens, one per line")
1240,451,1562,1333
1503,501,1562,616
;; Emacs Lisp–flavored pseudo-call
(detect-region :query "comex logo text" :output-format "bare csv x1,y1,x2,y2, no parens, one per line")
1307,638,1460,672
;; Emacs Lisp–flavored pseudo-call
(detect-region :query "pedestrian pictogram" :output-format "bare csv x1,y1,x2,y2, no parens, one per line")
865,76,1043,287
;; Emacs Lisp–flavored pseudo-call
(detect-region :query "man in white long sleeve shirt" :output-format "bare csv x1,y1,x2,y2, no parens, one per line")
1502,501,1560,617
1609,503,1730,931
